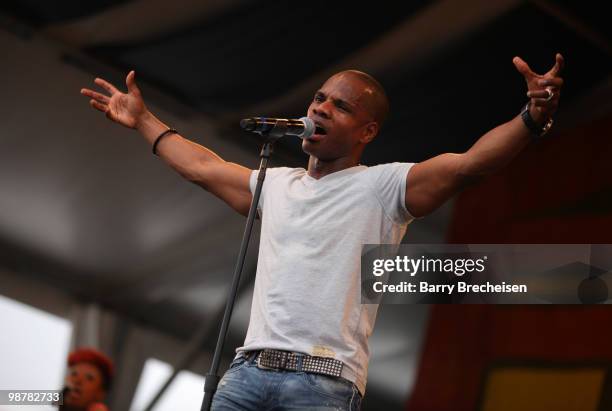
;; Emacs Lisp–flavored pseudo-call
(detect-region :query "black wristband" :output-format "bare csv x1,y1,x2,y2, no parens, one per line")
152,128,177,156
520,102,553,138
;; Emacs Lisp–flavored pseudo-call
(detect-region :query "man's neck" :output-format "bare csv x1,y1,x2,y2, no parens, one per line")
307,155,360,180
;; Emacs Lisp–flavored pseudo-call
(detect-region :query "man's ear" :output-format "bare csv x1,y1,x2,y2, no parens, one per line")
360,122,378,144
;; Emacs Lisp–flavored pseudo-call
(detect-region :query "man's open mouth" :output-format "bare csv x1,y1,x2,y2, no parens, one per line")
311,121,328,139
315,125,327,135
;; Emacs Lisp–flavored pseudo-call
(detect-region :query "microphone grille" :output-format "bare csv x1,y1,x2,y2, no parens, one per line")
298,117,315,139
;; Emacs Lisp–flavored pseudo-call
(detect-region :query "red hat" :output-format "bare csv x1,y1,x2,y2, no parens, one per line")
68,348,115,389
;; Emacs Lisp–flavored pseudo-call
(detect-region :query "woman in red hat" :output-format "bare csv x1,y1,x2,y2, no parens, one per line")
60,348,114,411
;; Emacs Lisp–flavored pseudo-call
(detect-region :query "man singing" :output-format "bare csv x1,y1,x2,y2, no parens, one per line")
81,53,563,410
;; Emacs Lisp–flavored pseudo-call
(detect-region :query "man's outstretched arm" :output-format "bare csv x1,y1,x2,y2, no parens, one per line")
405,53,564,218
81,71,253,216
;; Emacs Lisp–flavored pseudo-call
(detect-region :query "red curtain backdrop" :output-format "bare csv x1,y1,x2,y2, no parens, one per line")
407,114,612,411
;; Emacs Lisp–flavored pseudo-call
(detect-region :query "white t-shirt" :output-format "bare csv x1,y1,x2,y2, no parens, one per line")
238,162,415,395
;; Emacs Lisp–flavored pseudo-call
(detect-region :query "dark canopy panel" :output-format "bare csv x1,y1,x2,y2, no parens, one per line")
88,1,431,111
0,0,128,26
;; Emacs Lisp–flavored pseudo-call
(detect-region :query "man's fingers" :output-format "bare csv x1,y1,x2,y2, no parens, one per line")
547,53,565,76
94,77,120,95
538,77,564,89
125,70,141,96
513,56,535,78
89,99,108,113
527,90,552,99
527,88,561,98
81,88,110,104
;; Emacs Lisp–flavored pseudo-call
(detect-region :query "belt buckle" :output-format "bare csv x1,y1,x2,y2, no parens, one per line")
256,351,275,370
256,349,289,371
256,355,269,370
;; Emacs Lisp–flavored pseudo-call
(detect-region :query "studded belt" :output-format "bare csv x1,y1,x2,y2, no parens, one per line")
246,349,344,378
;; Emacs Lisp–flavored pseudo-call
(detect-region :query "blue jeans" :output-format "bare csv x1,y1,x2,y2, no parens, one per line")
211,355,362,411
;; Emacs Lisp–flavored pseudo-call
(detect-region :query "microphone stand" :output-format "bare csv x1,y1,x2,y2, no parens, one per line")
200,126,284,411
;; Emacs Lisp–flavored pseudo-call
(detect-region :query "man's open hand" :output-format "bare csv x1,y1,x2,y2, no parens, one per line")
513,53,564,119
80,71,147,129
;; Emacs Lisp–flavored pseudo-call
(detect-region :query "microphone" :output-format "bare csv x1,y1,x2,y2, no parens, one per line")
240,116,316,139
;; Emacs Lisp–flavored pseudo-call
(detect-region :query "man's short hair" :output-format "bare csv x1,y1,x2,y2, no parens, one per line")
68,348,115,390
